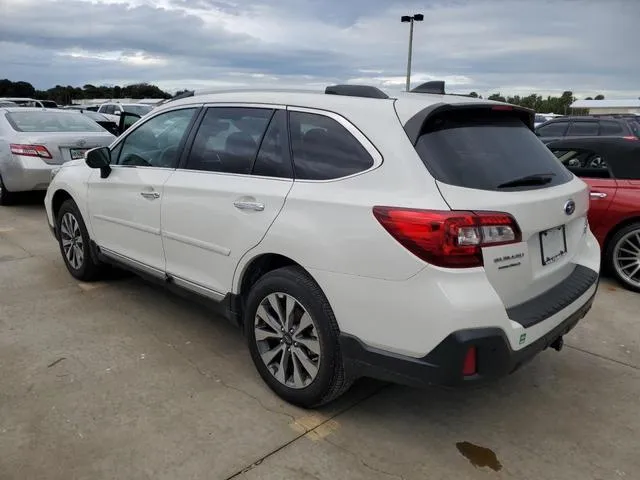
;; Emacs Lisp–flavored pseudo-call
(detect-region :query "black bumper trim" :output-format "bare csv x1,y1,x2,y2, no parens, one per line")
340,290,596,388
506,265,598,328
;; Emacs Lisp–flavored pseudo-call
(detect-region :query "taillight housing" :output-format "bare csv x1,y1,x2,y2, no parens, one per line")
10,144,52,159
372,207,521,268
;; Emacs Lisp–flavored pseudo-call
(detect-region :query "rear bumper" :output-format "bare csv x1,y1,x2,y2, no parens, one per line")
1,156,56,192
340,289,597,387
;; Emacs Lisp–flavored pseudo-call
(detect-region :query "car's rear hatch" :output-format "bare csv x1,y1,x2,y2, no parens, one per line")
407,104,590,308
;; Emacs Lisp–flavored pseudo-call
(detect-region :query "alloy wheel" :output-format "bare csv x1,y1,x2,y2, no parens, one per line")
60,212,84,270
254,292,321,389
613,229,640,289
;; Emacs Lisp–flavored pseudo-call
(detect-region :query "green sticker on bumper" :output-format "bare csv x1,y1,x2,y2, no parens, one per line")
519,333,527,345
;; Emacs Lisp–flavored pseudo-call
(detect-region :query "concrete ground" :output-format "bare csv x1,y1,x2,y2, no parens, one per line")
1,200,639,480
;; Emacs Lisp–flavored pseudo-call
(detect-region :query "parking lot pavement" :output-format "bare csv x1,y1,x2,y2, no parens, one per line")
1,203,639,480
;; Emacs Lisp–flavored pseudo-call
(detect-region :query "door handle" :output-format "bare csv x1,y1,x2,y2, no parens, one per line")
590,192,607,199
233,201,265,211
140,191,160,200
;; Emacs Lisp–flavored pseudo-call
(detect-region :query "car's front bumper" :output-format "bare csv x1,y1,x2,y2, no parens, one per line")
340,289,596,387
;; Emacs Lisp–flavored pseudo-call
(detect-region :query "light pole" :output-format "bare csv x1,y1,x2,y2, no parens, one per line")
401,14,423,92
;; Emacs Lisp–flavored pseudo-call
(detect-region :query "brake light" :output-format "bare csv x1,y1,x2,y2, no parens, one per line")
623,136,638,141
491,105,513,111
10,144,52,159
372,207,521,268
462,346,477,376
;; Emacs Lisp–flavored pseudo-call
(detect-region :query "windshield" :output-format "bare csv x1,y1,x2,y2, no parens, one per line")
6,111,106,132
123,105,153,115
413,110,573,191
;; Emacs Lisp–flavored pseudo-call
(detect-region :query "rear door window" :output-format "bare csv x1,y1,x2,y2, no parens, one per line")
566,121,599,136
536,121,569,137
289,111,374,180
252,110,292,178
185,107,273,174
414,111,573,191
599,120,624,136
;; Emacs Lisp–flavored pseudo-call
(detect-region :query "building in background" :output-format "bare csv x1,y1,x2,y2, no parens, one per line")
571,99,640,115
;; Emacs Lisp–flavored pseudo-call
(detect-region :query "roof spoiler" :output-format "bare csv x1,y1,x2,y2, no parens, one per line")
403,103,536,145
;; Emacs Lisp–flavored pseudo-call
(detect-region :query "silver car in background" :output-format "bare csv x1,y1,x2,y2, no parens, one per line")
0,108,115,205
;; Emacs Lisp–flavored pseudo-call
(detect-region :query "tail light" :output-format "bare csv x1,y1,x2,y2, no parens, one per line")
372,207,521,268
10,144,52,159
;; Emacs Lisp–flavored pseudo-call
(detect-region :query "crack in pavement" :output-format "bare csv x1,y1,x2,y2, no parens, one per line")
225,384,389,480
565,343,638,371
323,436,406,480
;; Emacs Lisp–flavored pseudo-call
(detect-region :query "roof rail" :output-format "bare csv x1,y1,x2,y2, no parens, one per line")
325,85,389,99
411,81,445,95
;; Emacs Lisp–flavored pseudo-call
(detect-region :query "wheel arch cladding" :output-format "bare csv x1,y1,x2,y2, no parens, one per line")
52,189,74,220
237,254,316,327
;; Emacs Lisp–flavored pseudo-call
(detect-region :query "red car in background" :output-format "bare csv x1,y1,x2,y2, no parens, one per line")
548,136,640,291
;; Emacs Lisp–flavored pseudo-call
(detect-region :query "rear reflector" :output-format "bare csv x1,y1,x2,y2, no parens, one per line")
462,346,477,376
372,207,521,268
10,144,52,159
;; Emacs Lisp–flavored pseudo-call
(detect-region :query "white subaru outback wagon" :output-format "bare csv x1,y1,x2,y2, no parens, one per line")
45,82,600,407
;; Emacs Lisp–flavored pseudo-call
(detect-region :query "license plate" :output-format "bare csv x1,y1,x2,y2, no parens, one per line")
70,148,89,160
540,225,567,265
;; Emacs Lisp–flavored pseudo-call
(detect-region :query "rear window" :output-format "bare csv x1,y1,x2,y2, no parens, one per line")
414,111,573,191
5,111,105,132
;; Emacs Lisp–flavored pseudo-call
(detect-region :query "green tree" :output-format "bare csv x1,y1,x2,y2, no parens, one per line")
594,94,605,100
468,91,478,98
488,93,506,102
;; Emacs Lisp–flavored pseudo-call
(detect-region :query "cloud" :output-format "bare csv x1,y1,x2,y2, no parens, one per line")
0,0,638,98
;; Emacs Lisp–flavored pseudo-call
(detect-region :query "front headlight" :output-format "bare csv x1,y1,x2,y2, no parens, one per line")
50,167,61,181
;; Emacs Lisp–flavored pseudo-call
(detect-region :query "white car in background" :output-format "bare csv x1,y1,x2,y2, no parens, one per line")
44,83,600,407
0,107,115,204
97,103,154,123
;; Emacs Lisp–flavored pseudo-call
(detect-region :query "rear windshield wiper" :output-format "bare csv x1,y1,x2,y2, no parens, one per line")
497,173,556,189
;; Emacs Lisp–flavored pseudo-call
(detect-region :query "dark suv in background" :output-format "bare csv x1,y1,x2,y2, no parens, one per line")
536,115,640,143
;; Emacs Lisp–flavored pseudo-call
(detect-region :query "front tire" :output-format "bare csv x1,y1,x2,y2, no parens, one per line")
606,222,640,292
245,266,351,408
56,199,104,281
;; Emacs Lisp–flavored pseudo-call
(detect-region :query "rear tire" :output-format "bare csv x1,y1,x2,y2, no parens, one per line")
0,174,17,206
245,266,351,408
605,222,640,292
56,199,104,281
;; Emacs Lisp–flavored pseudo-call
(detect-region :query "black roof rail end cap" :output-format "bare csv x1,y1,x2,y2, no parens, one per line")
325,84,389,99
411,81,445,95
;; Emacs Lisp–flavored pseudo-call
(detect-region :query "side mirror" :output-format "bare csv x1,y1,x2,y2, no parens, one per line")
85,146,112,178
117,112,142,135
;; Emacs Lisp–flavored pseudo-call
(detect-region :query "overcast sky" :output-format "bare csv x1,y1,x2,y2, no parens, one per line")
1,0,638,98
